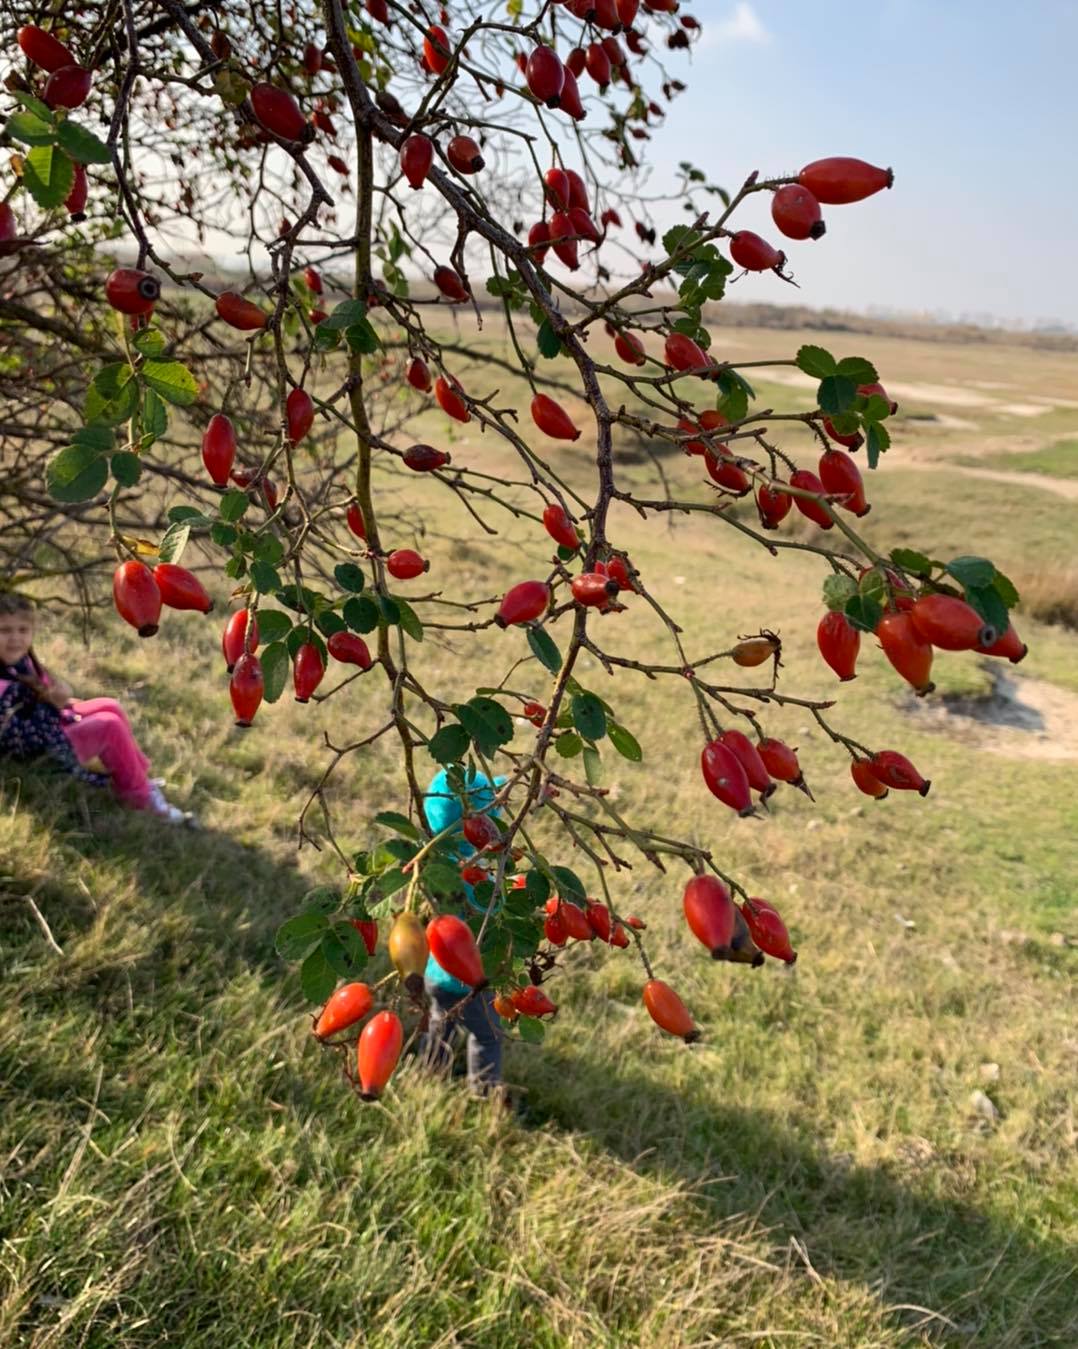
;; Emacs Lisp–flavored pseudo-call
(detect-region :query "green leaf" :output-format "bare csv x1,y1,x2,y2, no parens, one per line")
865,422,890,469
817,375,858,416
319,299,368,331
46,443,108,503
334,562,366,592
4,110,57,147
345,320,381,354
300,944,337,1003
965,584,1009,634
249,561,281,593
555,731,583,758
276,911,328,961
10,92,54,121
428,723,470,765
715,369,751,422
517,1016,546,1044
142,359,198,407
261,641,290,704
662,224,703,257
372,809,422,841
132,327,167,358
55,119,112,165
110,452,141,488
835,355,877,385
422,859,463,898
251,534,284,565
582,745,602,786
256,610,293,643
571,691,607,742
527,626,562,676
85,363,138,426
343,595,379,632
550,865,586,905
327,922,369,974
946,556,996,589
860,394,892,424
844,594,884,633
992,570,1020,609
219,489,249,522
536,319,562,359
858,568,887,605
23,144,75,209
141,387,168,445
607,721,642,762
822,573,858,610
157,521,190,564
211,523,237,547
375,594,400,625
312,323,341,352
456,696,514,755
302,886,341,916
796,344,836,379
522,870,551,907
890,547,936,575
394,596,424,641
315,610,346,637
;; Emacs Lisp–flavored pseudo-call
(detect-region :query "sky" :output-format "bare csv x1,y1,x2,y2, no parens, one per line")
643,0,1078,328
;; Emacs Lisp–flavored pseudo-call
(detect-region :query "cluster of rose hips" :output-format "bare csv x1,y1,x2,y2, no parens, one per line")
308,862,797,1101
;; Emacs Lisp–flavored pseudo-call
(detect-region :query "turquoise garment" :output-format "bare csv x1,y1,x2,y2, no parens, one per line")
423,768,505,996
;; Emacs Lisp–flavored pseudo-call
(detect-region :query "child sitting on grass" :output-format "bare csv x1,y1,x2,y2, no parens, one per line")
0,592,193,825
420,766,507,1097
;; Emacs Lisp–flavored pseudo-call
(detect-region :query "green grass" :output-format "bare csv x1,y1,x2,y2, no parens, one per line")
958,439,1078,478
3,325,1078,1347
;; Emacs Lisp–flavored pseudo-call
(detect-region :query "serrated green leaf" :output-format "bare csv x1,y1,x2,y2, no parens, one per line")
141,359,198,407
334,562,366,592
312,323,342,352
343,595,380,632
23,144,75,209
4,110,56,147
991,570,1020,609
607,721,642,762
300,944,337,1003
817,375,858,416
141,387,168,445
257,610,293,643
276,911,328,960
517,1016,546,1043
55,119,112,165
965,584,1009,634
796,344,836,379
211,523,237,547
429,723,470,765
10,92,54,121
46,443,108,503
110,452,141,488
251,533,284,565
456,696,514,755
555,731,583,758
662,225,702,257
319,299,368,331
157,522,190,564
865,421,890,469
835,355,877,385
376,594,399,625
394,596,424,641
345,320,381,354
422,859,463,898
372,809,422,841
315,610,346,637
219,489,249,522
261,641,290,704
536,319,562,359
550,866,586,905
328,921,369,974
168,505,212,525
571,691,606,742
890,547,937,575
844,594,884,633
527,626,561,675
822,573,858,611
946,555,996,589
132,327,167,358
249,561,281,594
860,394,891,424
302,886,342,916
85,363,138,426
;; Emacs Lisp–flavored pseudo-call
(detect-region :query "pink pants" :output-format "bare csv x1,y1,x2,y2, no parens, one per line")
62,698,152,810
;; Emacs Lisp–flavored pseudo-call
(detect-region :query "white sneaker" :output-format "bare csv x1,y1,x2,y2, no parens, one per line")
147,783,189,826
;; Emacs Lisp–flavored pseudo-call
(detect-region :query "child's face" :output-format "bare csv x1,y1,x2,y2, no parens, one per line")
0,611,35,667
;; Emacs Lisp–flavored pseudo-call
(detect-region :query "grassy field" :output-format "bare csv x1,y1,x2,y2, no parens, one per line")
2,321,1077,1348
958,439,1078,479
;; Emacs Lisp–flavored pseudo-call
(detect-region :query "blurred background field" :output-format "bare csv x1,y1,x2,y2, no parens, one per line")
2,316,1076,1348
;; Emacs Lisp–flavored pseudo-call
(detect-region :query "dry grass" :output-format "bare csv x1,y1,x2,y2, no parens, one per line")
1013,567,1078,631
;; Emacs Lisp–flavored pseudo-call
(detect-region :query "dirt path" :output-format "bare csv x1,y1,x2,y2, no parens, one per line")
910,668,1078,761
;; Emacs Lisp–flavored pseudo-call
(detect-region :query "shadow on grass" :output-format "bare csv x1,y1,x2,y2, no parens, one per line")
4,766,1073,1347
518,1046,1075,1346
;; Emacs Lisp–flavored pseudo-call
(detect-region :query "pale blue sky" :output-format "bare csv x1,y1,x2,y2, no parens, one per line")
644,1,1078,327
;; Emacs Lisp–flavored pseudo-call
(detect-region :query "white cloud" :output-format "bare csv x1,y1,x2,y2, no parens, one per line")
698,3,771,49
